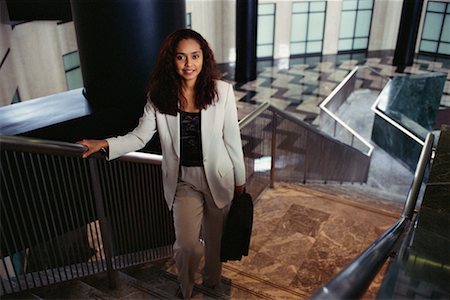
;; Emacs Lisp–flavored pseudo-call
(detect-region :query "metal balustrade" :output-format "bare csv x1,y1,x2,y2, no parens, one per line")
319,66,391,156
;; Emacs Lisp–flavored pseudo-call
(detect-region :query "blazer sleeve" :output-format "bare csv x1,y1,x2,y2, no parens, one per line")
222,82,246,186
106,100,157,160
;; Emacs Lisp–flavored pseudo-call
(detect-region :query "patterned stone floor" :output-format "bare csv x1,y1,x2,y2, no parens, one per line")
221,51,450,127
152,182,403,299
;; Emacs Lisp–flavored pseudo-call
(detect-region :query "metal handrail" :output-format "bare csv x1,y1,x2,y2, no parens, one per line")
309,132,434,299
239,101,270,129
371,92,425,146
0,135,162,164
319,66,383,156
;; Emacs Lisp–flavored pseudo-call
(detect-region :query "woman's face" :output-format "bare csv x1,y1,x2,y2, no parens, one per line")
175,38,203,85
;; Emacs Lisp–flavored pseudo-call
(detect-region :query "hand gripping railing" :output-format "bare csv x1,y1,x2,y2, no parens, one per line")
309,132,434,300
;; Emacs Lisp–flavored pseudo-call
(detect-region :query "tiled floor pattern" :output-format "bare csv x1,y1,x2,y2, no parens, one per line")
224,52,450,127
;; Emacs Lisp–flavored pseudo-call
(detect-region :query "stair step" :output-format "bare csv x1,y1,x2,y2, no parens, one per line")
78,270,172,299
28,280,111,299
122,262,236,299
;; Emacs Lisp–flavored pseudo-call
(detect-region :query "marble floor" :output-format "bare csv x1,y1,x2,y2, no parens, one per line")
225,51,449,128
146,182,403,299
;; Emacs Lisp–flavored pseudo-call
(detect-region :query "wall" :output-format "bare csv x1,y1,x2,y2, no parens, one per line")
369,0,403,52
186,0,236,63
0,0,16,107
323,0,342,55
0,19,77,107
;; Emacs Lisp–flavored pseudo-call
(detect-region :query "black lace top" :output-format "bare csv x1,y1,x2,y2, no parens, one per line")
179,110,203,166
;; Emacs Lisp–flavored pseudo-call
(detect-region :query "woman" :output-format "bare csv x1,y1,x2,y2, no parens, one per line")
78,29,246,299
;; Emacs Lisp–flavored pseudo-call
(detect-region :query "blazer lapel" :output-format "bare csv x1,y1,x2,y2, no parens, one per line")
166,113,180,158
201,105,216,158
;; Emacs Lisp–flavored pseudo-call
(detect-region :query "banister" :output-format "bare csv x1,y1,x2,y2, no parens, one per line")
0,135,162,164
319,66,378,156
309,132,434,299
239,101,270,129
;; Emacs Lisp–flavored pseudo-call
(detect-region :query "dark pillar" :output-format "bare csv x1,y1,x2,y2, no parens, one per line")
235,0,257,83
70,0,186,118
392,0,424,73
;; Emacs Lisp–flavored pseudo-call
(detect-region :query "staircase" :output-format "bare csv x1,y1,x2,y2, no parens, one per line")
3,183,404,300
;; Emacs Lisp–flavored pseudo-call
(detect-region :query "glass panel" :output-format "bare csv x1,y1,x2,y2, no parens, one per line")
291,14,308,42
11,89,20,104
338,39,353,51
342,0,358,10
257,45,273,58
310,1,326,12
355,10,371,37
442,16,450,42
308,12,325,40
186,13,191,29
438,42,450,55
306,41,322,53
420,40,438,52
359,0,373,10
292,2,308,13
448,4,450,13
291,42,306,55
353,37,368,49
63,52,80,71
339,11,356,38
422,13,444,40
259,3,275,15
428,1,446,13
257,15,275,44
66,68,83,90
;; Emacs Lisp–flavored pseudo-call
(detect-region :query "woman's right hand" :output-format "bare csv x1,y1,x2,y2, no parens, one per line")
76,139,109,158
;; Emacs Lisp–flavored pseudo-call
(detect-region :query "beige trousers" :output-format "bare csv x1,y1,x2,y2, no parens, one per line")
173,166,228,299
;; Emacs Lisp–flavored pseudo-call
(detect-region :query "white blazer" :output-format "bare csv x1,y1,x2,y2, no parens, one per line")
106,80,246,209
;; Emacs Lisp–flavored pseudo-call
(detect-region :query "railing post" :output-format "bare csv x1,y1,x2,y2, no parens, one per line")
304,130,308,184
88,158,116,288
270,112,277,188
401,133,434,219
333,119,337,137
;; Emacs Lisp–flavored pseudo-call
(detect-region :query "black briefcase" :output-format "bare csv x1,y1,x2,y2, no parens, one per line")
220,192,253,262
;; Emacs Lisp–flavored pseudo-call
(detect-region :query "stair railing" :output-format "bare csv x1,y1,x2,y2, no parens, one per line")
309,132,434,299
319,66,390,156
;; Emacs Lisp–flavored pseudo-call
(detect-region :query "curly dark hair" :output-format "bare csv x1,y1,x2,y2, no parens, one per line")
147,29,222,115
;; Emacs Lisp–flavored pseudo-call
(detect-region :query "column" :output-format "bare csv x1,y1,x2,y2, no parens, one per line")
70,0,186,116
392,0,424,73
235,0,257,83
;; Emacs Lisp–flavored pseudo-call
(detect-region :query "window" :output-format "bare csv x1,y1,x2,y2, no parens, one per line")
290,1,326,56
11,88,20,104
186,12,192,29
419,1,450,56
63,51,83,90
257,3,276,58
338,0,373,52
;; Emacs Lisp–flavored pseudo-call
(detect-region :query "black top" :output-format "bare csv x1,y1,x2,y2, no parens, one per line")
179,110,203,166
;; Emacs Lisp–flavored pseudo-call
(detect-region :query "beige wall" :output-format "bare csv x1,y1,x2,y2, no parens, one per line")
187,0,236,63
323,0,342,55
369,0,403,52
0,0,15,107
0,20,77,107
273,0,292,59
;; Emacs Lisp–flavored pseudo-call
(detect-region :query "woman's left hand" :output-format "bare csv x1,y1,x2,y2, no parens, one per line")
235,185,245,196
